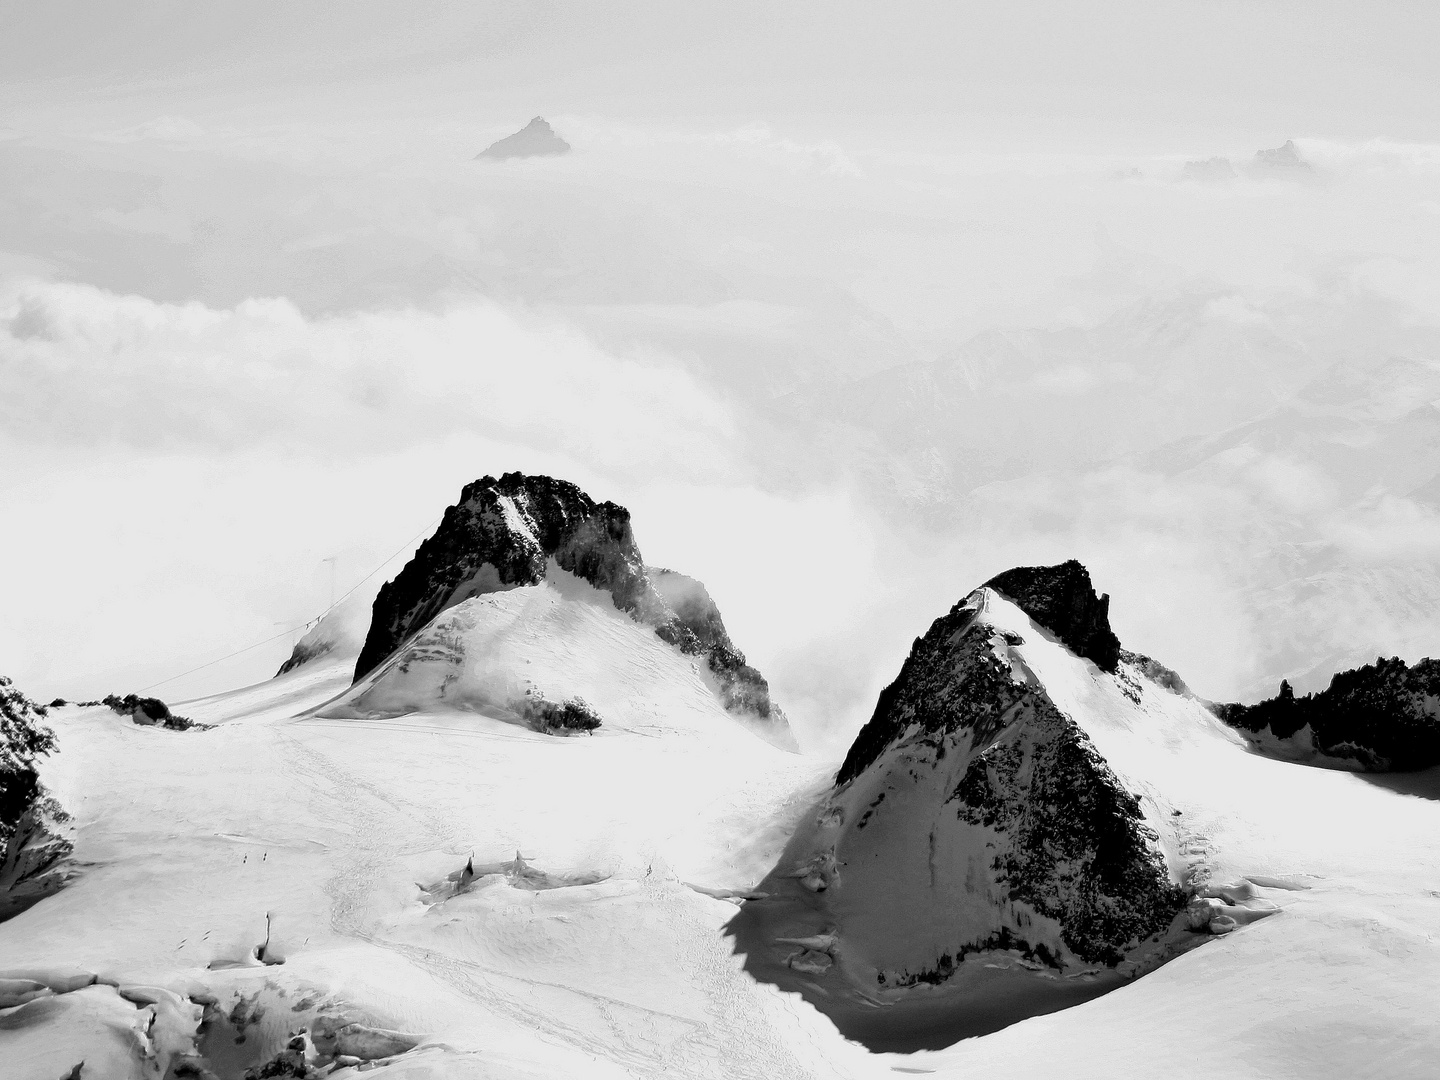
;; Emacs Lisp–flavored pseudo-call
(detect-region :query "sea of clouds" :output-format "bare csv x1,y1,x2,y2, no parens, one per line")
4,103,1439,752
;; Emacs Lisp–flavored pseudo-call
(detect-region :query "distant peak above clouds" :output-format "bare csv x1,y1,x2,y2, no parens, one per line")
1253,139,1312,171
475,116,571,160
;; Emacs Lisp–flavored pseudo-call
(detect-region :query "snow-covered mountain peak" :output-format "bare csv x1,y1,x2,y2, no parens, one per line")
826,586,1185,971
350,472,794,746
730,571,1274,1044
836,560,1126,787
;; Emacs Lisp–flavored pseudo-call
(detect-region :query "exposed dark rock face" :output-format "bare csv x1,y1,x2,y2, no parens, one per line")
518,692,602,735
101,693,205,731
0,794,74,923
476,117,571,160
1,676,54,846
0,676,72,922
948,694,1182,965
354,473,784,727
1181,157,1237,182
1214,657,1440,771
983,559,1122,672
828,589,1181,965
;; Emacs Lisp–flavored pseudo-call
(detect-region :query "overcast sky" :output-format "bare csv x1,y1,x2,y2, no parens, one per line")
7,1,1440,141
3,2,1438,752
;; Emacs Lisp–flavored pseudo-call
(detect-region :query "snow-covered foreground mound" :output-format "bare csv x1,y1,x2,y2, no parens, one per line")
2,634,841,1079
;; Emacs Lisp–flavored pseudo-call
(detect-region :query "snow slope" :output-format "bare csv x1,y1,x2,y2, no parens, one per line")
324,564,789,750
3,582,1439,1077
0,579,845,1079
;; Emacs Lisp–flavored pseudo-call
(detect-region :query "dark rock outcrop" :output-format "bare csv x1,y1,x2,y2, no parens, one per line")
947,694,1182,965
1,676,54,847
354,473,784,729
476,117,571,160
982,560,1122,672
1214,657,1440,771
0,676,72,922
518,692,602,735
0,794,75,923
101,693,205,731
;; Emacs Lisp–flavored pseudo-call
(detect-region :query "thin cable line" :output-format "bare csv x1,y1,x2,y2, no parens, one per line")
138,512,443,693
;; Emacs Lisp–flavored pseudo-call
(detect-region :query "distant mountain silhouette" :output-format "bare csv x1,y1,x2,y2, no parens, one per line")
476,117,571,160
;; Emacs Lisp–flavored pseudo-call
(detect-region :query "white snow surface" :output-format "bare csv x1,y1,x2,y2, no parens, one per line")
326,562,796,750
3,586,1439,1077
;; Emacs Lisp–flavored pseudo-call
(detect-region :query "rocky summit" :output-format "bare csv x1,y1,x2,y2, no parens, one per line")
980,559,1122,672
354,472,786,729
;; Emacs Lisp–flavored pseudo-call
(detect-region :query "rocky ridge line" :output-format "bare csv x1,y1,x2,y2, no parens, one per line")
1215,657,1440,771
